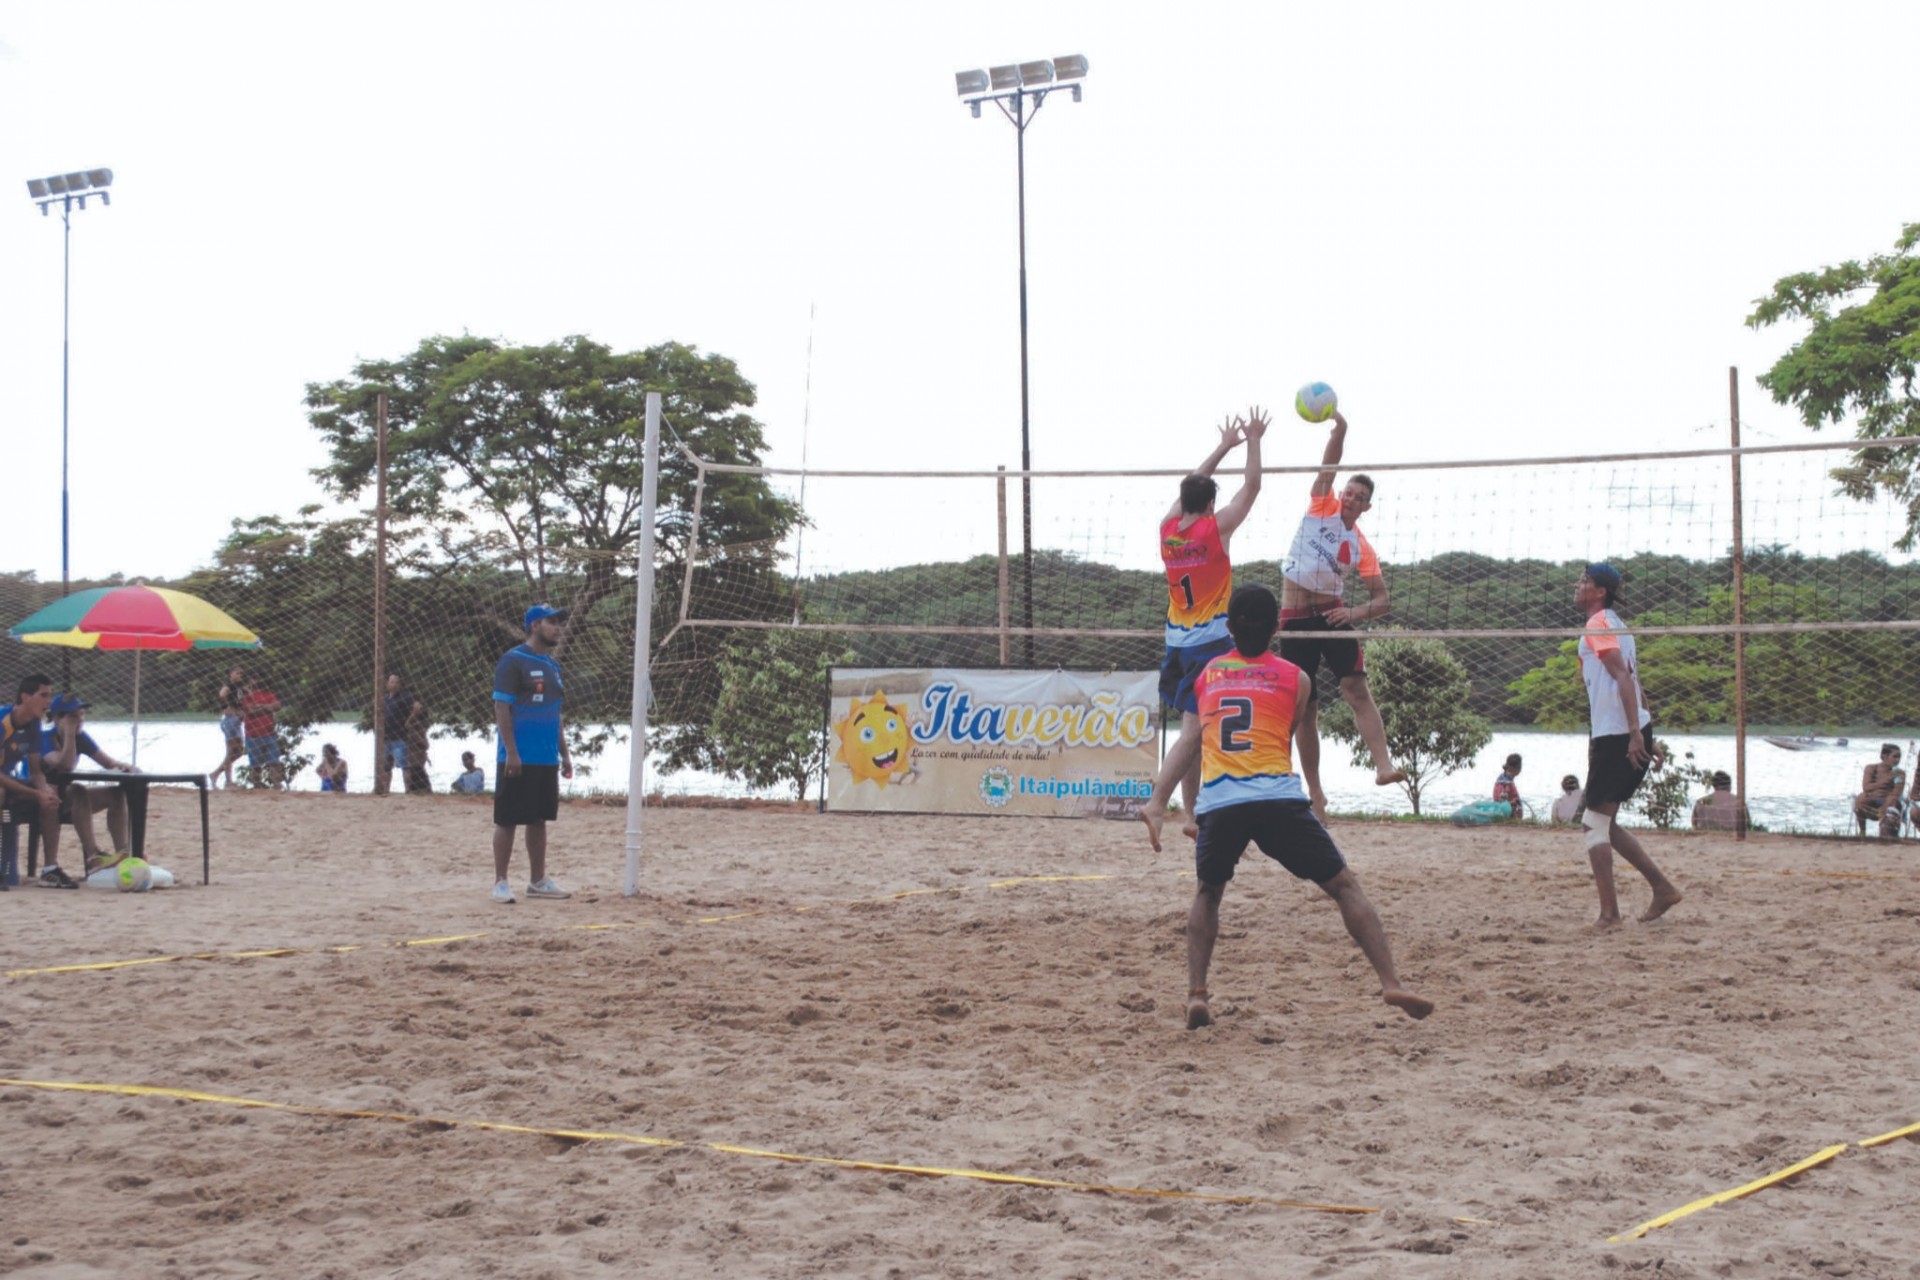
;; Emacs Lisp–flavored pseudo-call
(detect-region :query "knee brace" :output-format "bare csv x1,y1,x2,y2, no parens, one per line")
1582,808,1612,849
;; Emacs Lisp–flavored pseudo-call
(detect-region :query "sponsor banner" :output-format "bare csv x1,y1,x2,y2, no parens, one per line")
827,667,1160,819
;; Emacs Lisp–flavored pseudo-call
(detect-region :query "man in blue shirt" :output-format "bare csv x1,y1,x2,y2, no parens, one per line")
2,674,66,887
39,693,137,873
490,603,574,903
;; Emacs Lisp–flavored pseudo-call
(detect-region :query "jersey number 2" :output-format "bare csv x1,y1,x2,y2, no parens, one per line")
1217,697,1254,753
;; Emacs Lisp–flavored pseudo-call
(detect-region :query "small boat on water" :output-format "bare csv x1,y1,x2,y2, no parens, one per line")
1762,735,1851,752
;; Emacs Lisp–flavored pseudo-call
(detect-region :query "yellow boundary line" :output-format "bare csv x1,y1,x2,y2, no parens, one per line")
1610,1121,1919,1242
0,1077,1382,1217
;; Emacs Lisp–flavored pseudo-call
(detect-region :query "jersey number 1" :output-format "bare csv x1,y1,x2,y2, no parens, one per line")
1176,574,1194,611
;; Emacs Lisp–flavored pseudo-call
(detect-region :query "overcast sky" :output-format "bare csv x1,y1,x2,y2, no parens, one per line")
2,0,1914,585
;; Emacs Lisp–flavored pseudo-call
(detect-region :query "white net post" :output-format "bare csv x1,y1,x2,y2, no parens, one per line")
623,391,662,896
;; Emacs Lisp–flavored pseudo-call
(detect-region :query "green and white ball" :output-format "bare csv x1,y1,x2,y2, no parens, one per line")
1295,382,1338,423
117,857,153,893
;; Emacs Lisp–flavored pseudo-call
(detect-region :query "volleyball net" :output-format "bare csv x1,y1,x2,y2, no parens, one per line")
2,437,1915,804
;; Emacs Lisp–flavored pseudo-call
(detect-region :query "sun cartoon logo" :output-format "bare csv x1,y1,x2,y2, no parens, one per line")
833,692,914,786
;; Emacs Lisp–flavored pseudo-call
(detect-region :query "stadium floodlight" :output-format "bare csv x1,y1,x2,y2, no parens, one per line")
23,165,117,623
949,53,1087,667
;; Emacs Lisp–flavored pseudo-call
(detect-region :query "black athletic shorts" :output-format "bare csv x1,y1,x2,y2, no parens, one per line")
1194,799,1347,887
1586,721,1654,808
1278,611,1365,693
494,764,560,827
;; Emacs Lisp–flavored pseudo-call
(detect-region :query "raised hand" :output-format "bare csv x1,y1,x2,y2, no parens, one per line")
1241,405,1271,439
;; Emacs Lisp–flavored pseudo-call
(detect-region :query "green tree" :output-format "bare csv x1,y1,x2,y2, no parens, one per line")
1748,222,1920,547
1634,743,1714,831
658,627,851,799
1320,639,1491,815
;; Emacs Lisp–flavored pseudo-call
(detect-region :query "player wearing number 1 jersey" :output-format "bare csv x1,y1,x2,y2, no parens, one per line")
1142,585,1432,1030
1156,407,1268,829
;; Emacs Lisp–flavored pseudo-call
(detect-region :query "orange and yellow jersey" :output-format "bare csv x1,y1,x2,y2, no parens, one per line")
1282,494,1380,596
1161,513,1232,648
1195,650,1311,813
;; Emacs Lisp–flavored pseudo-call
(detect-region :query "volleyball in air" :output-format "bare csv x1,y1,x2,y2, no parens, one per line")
117,857,153,893
1295,382,1339,423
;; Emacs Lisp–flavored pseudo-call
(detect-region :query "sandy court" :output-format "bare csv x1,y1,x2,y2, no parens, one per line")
2,788,1917,1278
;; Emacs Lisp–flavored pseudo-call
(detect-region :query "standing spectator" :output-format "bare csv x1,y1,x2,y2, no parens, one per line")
1691,770,1753,834
2,674,71,887
1550,775,1586,825
318,743,349,793
211,667,247,788
1492,752,1524,818
381,674,423,795
39,693,135,872
1573,563,1682,927
1853,744,1903,836
490,604,574,904
404,696,432,794
239,672,285,789
452,751,487,794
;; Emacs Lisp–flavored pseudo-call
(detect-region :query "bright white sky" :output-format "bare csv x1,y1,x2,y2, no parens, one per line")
2,1,1914,584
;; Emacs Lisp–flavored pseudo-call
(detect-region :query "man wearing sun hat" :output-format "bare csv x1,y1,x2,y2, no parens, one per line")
1575,562,1682,928
489,603,575,904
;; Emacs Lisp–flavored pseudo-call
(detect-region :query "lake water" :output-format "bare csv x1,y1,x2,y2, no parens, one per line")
86,719,1897,835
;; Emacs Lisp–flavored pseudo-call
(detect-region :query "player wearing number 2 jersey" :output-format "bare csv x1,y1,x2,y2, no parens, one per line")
1155,407,1269,829
1141,585,1432,1031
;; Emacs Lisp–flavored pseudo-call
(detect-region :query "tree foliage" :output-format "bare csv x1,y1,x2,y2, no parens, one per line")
658,628,852,800
1319,639,1492,815
1749,222,1920,546
301,333,802,733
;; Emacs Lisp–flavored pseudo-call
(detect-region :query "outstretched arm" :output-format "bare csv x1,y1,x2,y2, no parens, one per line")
1310,411,1349,498
1214,406,1268,539
1164,417,1245,522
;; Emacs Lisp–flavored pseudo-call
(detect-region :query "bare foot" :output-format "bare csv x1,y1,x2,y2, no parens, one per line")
1375,768,1408,786
1593,913,1624,931
1181,821,1198,841
1138,807,1167,853
1383,988,1434,1021
1185,991,1212,1030
1639,886,1683,922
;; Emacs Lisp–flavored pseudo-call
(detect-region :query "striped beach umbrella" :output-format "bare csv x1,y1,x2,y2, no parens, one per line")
9,583,262,764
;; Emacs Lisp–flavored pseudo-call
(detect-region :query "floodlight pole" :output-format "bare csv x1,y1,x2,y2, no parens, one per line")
959,65,1083,668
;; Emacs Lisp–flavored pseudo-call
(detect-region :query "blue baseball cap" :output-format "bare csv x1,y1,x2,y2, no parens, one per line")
524,603,569,630
1584,562,1622,591
50,693,90,715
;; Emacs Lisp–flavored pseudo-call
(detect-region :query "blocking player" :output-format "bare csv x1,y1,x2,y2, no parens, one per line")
1142,584,1433,1030
1151,407,1267,837
1574,563,1682,928
1279,409,1405,820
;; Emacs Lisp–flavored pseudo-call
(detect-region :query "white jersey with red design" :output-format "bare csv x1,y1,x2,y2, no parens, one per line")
1282,494,1380,596
1579,608,1652,738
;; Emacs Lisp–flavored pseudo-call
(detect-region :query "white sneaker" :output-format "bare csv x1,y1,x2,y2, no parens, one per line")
491,880,516,905
526,876,571,900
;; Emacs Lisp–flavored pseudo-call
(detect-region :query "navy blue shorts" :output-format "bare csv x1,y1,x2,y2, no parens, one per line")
1195,799,1347,886
1159,637,1232,715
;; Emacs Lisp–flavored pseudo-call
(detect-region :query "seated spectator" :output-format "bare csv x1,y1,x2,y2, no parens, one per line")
1854,744,1904,836
1549,774,1585,825
3,674,66,887
1492,752,1523,818
318,743,349,793
452,751,487,795
1690,770,1752,834
38,693,137,874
